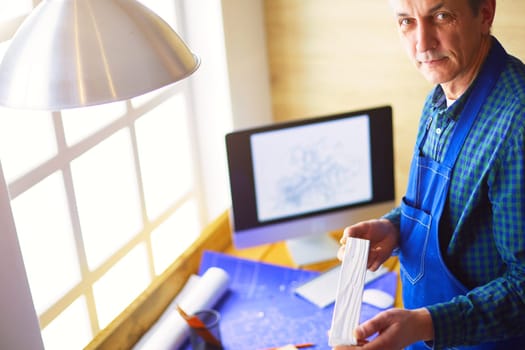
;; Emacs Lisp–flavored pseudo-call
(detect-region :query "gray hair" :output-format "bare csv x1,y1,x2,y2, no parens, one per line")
469,0,486,15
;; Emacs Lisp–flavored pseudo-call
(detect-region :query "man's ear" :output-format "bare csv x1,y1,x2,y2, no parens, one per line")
480,0,496,34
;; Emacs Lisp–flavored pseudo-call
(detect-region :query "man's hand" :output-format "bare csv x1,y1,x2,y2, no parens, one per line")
338,219,399,271
332,308,434,350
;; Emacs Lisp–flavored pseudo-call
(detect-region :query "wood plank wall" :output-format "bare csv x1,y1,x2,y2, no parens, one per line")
263,0,525,202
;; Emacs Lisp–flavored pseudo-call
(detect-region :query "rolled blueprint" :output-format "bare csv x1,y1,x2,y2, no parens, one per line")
133,266,230,350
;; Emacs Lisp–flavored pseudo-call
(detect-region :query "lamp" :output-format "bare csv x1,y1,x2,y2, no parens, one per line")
0,0,200,110
0,3,200,349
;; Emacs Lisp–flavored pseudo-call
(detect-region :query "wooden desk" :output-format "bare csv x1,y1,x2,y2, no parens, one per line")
86,211,402,350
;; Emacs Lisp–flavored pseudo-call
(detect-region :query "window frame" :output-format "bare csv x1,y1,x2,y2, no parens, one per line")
0,0,273,348
0,1,216,348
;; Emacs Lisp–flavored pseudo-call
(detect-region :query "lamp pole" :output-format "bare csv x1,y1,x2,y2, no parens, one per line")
0,161,45,350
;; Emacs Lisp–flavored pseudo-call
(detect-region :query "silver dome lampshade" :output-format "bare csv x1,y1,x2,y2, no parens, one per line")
0,0,200,110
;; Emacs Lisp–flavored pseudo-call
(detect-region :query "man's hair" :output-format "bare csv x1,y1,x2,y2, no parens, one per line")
469,0,485,15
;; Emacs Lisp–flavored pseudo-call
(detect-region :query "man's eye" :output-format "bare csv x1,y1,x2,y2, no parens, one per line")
399,18,412,26
435,12,450,21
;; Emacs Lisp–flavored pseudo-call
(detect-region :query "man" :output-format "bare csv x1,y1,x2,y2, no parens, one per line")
335,0,525,349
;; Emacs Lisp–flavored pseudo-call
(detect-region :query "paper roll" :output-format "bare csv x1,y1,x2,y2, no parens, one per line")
133,267,230,350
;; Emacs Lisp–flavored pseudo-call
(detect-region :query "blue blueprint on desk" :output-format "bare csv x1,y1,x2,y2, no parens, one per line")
180,251,397,350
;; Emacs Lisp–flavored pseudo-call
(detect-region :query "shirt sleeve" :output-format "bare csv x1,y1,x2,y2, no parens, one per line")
381,206,401,229
427,122,525,348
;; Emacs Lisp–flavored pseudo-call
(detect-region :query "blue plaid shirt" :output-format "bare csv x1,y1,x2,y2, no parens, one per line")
385,38,525,348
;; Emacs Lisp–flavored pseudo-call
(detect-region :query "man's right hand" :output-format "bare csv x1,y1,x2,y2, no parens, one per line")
337,218,399,271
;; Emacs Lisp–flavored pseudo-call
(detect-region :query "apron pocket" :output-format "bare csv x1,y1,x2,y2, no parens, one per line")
399,197,432,284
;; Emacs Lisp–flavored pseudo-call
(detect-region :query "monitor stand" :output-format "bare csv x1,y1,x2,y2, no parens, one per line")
286,233,341,267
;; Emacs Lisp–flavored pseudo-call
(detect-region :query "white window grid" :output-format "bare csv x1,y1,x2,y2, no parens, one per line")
0,1,207,348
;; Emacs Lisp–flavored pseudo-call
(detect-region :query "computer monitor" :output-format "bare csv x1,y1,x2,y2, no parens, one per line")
225,105,395,265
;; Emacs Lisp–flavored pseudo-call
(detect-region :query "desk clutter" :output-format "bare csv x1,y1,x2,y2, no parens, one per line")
134,251,397,350
133,266,230,349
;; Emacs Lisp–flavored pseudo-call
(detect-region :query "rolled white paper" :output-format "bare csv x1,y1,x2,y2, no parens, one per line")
133,267,230,350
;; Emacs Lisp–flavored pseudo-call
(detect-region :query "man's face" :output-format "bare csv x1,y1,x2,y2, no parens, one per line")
389,0,492,91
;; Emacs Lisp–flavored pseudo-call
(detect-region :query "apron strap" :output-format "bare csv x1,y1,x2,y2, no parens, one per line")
442,38,508,168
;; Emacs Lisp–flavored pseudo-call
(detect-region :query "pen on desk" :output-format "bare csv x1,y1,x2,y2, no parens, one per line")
175,305,221,346
260,342,315,350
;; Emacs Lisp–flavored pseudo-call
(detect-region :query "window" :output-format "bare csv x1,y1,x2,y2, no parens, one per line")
0,1,233,349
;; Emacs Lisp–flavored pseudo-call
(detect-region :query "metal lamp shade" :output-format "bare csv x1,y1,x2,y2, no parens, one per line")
0,0,200,110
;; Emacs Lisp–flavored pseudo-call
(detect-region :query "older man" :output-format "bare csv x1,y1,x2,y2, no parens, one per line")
336,0,525,349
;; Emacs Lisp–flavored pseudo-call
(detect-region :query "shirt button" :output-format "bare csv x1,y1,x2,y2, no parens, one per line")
436,128,442,135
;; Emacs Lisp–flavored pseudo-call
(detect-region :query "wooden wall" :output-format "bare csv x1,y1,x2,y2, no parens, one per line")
263,0,525,201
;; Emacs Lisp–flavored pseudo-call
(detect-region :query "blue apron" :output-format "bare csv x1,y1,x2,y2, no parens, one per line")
399,40,525,349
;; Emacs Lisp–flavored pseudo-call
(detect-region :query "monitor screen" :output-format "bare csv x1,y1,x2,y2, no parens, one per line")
225,105,395,257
